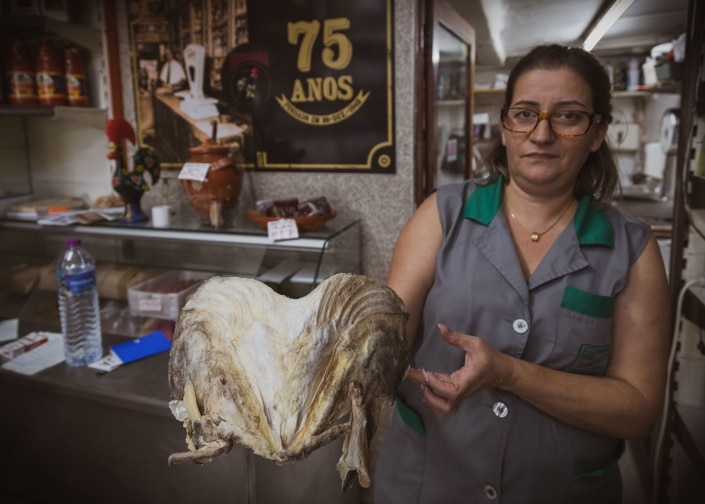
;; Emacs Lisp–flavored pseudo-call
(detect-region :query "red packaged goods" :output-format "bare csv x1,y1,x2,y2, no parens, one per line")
6,35,37,105
0,332,49,363
159,279,202,294
127,271,212,320
63,42,88,106
35,38,66,106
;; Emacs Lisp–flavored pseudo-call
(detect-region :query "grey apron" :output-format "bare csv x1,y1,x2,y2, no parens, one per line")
374,177,650,504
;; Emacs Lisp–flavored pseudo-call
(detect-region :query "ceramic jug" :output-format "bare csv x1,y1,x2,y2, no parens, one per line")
180,140,243,226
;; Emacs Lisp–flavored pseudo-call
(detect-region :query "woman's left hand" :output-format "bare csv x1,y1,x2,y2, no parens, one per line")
406,323,514,415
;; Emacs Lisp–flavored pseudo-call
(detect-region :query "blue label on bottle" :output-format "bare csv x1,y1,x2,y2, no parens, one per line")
59,270,96,296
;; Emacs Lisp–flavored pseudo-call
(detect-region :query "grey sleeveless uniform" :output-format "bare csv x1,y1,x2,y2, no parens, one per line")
374,177,651,503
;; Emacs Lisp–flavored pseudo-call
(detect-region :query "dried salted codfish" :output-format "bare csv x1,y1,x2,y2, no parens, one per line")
167,273,408,490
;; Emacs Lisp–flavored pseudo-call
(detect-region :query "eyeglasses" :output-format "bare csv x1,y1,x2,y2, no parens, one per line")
501,107,603,138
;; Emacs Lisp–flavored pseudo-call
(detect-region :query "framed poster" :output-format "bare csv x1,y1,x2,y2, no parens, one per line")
127,0,393,172
222,0,395,173
127,0,250,168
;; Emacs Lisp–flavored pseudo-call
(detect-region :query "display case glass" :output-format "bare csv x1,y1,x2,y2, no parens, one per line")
0,215,361,333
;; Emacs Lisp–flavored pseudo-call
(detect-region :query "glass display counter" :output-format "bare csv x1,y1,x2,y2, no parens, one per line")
0,214,363,504
0,214,360,289
0,214,361,333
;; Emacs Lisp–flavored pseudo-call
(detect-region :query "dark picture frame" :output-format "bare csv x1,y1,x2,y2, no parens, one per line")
124,0,394,173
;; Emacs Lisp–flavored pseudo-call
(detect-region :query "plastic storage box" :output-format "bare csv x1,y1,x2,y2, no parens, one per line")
127,270,212,320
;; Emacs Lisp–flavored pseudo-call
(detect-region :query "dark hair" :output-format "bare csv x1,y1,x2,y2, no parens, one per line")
485,44,620,205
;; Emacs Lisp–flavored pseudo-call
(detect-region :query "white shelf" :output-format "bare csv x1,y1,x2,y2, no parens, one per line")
0,106,106,129
0,219,361,251
75,224,330,250
53,107,107,129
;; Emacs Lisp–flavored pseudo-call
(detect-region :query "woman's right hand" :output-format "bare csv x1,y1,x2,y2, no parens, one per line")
405,323,515,415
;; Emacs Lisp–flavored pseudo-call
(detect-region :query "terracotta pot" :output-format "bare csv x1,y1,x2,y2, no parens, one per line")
180,140,243,226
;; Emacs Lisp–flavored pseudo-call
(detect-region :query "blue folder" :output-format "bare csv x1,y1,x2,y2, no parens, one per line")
110,330,172,364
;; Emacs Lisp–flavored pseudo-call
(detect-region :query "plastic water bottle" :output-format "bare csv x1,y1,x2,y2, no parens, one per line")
56,238,103,366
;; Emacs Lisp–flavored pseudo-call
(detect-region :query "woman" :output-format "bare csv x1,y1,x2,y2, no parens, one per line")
373,44,670,503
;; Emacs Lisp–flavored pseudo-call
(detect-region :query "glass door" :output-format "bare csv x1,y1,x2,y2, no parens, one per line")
416,0,475,205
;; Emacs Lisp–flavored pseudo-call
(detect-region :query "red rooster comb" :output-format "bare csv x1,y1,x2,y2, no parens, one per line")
106,117,136,145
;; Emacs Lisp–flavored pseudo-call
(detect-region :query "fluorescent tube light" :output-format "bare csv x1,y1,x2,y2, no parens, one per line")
582,0,635,51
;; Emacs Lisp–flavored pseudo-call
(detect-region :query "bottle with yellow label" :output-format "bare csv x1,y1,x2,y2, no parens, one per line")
63,42,88,107
36,38,66,106
7,35,37,105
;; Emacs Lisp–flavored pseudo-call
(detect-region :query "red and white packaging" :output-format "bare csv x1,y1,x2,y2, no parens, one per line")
0,332,49,363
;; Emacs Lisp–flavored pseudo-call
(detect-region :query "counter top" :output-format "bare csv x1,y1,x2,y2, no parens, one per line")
0,329,362,504
153,92,244,143
0,333,172,419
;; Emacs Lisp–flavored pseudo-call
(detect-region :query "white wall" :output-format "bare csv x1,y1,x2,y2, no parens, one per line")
0,111,112,203
26,110,112,201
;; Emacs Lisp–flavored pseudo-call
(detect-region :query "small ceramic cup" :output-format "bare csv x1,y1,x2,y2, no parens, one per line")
151,205,171,228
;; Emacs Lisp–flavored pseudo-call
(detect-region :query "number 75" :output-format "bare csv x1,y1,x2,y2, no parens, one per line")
288,18,353,73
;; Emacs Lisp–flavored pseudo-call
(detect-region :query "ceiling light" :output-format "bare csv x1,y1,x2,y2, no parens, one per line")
582,0,635,51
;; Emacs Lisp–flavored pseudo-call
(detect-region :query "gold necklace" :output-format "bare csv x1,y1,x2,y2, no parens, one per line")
508,200,574,243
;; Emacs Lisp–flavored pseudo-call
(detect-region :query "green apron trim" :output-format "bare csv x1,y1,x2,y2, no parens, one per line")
561,286,615,318
396,397,425,437
463,176,503,225
575,439,626,478
573,196,614,247
461,177,614,249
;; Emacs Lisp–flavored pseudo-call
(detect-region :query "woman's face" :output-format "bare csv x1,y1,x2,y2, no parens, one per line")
500,67,607,195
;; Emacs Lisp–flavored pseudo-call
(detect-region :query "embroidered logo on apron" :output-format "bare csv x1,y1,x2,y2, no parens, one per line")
569,344,611,375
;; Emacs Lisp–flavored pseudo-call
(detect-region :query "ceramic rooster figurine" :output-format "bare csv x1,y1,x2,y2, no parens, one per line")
106,118,160,223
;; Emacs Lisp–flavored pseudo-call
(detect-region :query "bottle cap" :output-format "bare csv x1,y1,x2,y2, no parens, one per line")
65,237,81,247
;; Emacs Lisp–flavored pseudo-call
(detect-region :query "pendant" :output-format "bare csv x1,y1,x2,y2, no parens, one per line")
530,232,540,242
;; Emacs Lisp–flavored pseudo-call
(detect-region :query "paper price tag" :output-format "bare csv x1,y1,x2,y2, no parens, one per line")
138,295,162,312
267,219,299,241
88,353,123,372
178,162,210,181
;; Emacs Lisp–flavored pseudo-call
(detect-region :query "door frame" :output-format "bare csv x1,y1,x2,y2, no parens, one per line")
415,0,476,206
